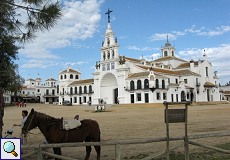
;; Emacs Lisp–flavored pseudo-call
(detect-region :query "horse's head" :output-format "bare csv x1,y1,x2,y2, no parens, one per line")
22,108,37,134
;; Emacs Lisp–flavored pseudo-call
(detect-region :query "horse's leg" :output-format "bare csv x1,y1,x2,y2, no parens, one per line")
53,147,62,160
84,137,92,160
94,145,101,160
93,133,101,160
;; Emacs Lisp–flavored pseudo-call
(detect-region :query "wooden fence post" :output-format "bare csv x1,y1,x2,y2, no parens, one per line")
36,145,43,160
115,144,121,160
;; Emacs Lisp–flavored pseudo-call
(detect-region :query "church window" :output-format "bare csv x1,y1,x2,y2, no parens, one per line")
70,87,73,95
156,92,161,100
107,63,110,70
84,86,87,93
111,62,115,70
89,85,92,93
130,81,135,90
164,51,168,57
79,86,82,94
75,87,77,94
75,75,79,79
176,79,178,84
107,38,110,46
162,80,165,89
168,78,170,83
156,79,159,88
144,79,149,89
137,93,141,101
102,64,106,71
103,52,106,60
172,51,174,56
74,97,77,103
83,96,86,103
205,67,208,76
62,88,64,94
60,75,63,79
163,93,167,100
107,52,110,59
112,50,114,58
70,74,73,79
64,74,67,79
137,80,142,89
184,79,187,84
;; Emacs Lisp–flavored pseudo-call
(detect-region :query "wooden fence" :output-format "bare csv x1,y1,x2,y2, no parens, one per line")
22,132,230,160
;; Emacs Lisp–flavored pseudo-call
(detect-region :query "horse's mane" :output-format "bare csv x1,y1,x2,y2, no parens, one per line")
34,111,59,121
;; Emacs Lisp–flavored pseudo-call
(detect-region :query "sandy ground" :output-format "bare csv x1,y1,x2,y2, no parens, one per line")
3,102,230,159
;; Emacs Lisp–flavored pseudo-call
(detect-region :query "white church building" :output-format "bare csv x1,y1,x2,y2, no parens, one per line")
58,10,221,105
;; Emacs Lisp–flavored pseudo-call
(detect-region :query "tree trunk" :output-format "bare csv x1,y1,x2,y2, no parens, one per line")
0,89,5,138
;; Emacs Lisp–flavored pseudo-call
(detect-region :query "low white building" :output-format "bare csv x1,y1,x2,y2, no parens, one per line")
11,77,58,104
58,13,220,105
219,83,230,101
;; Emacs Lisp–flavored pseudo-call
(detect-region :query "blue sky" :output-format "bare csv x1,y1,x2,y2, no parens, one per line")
17,0,230,85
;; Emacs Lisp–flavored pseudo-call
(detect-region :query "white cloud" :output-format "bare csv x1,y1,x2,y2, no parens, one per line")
20,0,102,59
127,46,158,51
149,25,230,41
21,59,59,69
178,44,230,84
149,33,176,41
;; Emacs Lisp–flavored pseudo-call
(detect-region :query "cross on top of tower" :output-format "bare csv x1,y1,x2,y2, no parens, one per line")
105,8,113,23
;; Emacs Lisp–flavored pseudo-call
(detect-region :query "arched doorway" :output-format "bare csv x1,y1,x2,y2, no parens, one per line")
100,73,118,104
181,91,186,101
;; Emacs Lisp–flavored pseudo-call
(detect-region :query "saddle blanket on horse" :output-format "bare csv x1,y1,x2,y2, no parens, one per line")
62,119,81,130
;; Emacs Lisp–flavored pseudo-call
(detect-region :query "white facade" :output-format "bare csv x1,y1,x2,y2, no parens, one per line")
12,77,58,104
58,16,221,105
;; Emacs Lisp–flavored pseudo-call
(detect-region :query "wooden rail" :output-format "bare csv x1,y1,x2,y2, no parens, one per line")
22,132,230,160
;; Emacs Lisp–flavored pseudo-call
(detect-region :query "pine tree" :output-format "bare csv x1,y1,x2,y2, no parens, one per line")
0,0,62,138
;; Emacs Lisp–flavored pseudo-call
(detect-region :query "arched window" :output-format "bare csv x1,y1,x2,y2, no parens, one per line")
62,88,64,94
137,80,142,89
89,85,92,93
162,80,165,89
64,74,67,79
103,52,105,60
79,86,82,94
130,81,135,90
84,86,87,93
144,79,149,89
74,87,77,94
164,51,168,57
172,51,174,56
107,52,110,59
70,87,73,94
156,79,159,88
112,50,114,58
75,75,79,79
60,75,63,79
70,74,73,79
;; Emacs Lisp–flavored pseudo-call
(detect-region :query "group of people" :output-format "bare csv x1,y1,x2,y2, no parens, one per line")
4,110,28,145
16,101,27,107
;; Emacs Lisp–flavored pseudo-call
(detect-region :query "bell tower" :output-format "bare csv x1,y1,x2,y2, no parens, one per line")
161,35,175,57
100,9,119,62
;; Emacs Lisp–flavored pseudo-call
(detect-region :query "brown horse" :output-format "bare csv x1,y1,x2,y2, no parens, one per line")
22,108,101,160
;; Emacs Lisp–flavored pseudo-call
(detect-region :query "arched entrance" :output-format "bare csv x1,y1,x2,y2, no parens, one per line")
100,73,118,104
181,91,186,101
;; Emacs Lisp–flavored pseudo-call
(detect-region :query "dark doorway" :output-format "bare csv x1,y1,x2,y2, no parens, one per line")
114,88,118,104
207,89,210,101
130,94,134,103
145,93,149,103
79,97,82,105
181,91,186,101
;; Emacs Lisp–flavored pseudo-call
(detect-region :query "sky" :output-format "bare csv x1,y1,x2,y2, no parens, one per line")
16,0,230,85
